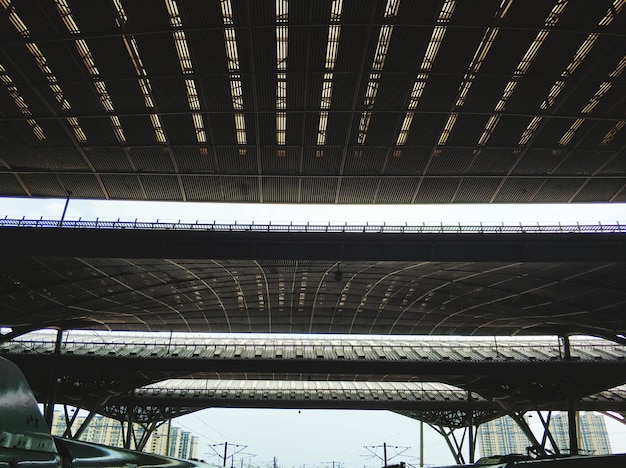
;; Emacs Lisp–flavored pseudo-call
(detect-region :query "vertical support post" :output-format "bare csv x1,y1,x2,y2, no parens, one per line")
166,418,172,457
125,406,134,449
567,392,579,455
44,329,63,427
468,392,475,463
420,420,424,467
383,442,387,467
59,191,72,227
224,442,228,467
561,335,571,360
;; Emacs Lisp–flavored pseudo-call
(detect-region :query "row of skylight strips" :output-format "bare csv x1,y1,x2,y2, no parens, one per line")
111,0,168,145
356,0,401,147
166,0,208,148
396,0,456,149
0,63,45,140
390,0,624,154
53,0,125,144
1,0,78,142
276,0,288,149
515,0,624,148
316,0,343,155
559,55,626,146
221,0,247,153
429,0,513,151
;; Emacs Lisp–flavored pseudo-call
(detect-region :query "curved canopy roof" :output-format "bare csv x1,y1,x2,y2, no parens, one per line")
0,0,624,203
1,223,625,341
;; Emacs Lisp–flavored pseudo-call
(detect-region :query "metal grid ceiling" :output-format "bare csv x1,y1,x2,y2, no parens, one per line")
0,0,624,203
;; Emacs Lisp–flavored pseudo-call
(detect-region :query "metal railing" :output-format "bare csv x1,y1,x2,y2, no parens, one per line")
0,217,624,233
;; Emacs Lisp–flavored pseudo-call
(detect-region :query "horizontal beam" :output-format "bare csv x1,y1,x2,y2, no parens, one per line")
1,227,624,262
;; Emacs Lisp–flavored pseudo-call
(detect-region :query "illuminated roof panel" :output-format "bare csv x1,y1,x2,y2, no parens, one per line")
0,0,623,203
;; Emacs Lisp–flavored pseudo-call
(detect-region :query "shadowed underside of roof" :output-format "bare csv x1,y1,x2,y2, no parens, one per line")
1,226,625,339
0,0,624,203
3,332,625,425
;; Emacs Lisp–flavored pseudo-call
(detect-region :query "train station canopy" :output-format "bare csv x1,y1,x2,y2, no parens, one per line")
0,0,624,204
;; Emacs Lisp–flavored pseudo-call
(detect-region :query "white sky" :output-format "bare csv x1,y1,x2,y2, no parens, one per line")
3,197,626,467
0,197,625,225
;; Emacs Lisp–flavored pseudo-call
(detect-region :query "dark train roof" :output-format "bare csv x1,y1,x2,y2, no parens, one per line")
1,0,625,203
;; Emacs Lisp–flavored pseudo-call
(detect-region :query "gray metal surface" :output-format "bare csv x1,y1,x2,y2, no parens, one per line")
3,332,626,425
0,0,624,203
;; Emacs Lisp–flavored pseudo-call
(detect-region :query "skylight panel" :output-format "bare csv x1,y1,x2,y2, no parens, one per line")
165,0,183,28
437,112,458,146
110,115,126,144
601,121,624,146
540,1,623,112
275,0,288,146
185,79,200,110
559,55,626,146
316,1,343,149
67,116,87,142
0,64,45,140
55,0,80,34
25,43,69,110
1,0,29,37
1,2,92,141
113,1,162,144
517,1,622,148
395,1,455,146
598,0,625,26
475,0,568,148
518,116,542,146
165,0,208,146
150,114,167,143
53,0,126,144
192,112,206,143
440,0,512,145
26,119,45,141
221,0,247,150
357,0,400,146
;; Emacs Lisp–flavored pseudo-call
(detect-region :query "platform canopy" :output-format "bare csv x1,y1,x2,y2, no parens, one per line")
0,0,625,203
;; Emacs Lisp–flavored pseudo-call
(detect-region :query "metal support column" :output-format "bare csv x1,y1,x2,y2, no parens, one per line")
567,392,579,455
496,402,546,457
468,392,475,463
43,329,63,427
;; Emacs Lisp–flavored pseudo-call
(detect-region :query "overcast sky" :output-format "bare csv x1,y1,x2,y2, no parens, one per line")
0,197,625,225
172,407,626,468
3,197,625,467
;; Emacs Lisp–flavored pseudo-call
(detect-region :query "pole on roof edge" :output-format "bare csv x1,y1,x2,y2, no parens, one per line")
59,191,72,227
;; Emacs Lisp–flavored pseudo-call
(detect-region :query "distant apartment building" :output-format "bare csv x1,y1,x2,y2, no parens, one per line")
478,415,531,456
547,412,612,455
51,410,198,459
478,412,612,457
